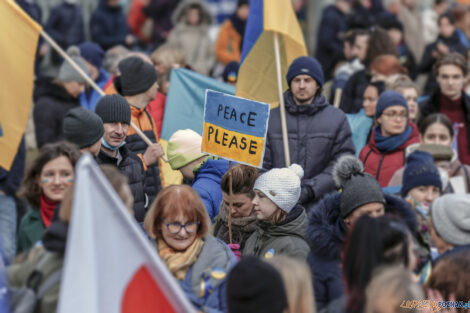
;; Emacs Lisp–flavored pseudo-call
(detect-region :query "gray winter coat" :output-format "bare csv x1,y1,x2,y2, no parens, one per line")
242,205,310,260
263,91,355,203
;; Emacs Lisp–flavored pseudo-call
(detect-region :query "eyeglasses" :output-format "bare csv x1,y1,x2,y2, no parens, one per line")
382,111,408,120
162,219,200,234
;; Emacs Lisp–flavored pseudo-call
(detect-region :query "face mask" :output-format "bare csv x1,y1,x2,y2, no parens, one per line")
101,138,126,151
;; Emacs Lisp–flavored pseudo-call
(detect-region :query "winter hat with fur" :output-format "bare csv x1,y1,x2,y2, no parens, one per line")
334,155,385,218
254,164,304,213
167,129,207,170
58,46,90,84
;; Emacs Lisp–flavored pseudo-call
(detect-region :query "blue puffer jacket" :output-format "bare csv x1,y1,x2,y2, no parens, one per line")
90,0,130,50
192,159,230,223
307,192,417,311
263,91,355,205
79,68,110,111
178,236,237,313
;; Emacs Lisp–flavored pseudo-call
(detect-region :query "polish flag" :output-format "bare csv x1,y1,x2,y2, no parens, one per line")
57,155,195,313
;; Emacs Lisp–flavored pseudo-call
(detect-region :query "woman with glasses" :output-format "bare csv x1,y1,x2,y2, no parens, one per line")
359,91,420,186
143,184,237,313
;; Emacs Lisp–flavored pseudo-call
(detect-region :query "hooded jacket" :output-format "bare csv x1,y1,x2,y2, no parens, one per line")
264,91,355,204
167,0,214,75
192,159,230,223
33,77,80,148
242,205,311,260
97,146,148,222
307,192,417,311
359,123,420,187
90,0,130,50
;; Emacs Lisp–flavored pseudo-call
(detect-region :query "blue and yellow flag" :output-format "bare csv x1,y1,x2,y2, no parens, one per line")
0,0,42,170
236,0,307,107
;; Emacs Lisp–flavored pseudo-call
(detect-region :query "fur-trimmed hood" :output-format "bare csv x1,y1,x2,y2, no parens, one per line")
172,0,213,26
307,191,417,260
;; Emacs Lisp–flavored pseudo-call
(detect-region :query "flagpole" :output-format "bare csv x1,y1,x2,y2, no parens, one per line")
273,32,291,167
39,30,168,162
228,161,233,244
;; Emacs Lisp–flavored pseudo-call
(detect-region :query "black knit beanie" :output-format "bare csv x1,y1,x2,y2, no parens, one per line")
114,57,158,96
333,155,385,218
95,95,131,124
63,107,104,148
227,256,287,313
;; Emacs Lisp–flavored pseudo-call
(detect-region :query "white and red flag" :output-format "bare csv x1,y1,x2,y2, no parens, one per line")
57,154,195,313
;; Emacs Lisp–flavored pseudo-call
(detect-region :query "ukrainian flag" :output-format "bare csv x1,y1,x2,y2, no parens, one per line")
0,0,41,170
236,0,307,107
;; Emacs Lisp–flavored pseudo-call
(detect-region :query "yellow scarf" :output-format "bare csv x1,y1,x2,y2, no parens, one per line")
158,237,205,280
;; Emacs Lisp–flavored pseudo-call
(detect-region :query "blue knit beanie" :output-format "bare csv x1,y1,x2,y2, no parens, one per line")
401,151,442,197
286,56,324,88
78,42,104,69
375,90,408,119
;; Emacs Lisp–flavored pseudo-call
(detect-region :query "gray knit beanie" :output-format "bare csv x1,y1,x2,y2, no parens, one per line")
57,46,90,84
95,95,131,124
63,107,104,148
253,164,304,213
431,194,470,246
333,155,385,218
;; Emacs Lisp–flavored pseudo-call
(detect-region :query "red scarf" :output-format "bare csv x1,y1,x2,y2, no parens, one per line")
40,193,59,228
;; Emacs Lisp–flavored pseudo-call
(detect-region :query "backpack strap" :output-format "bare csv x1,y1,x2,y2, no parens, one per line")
36,269,62,298
25,251,61,294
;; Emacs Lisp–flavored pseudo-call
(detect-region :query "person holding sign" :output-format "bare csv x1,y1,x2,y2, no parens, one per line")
167,129,229,222
242,164,310,260
213,164,259,256
263,56,355,208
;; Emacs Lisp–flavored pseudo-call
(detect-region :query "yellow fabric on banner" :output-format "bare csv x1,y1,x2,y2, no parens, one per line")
0,0,42,170
202,122,265,167
235,0,307,108
160,139,183,187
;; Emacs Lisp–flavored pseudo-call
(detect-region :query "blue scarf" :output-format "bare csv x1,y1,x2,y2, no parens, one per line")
374,125,412,152
101,138,126,151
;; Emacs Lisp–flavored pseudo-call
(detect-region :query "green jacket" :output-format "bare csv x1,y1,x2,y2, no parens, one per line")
17,208,45,254
7,246,63,313
242,205,310,260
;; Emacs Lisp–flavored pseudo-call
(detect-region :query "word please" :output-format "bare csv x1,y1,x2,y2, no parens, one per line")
207,125,258,154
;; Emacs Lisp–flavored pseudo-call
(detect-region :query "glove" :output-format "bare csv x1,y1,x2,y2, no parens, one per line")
299,185,314,204
228,243,241,261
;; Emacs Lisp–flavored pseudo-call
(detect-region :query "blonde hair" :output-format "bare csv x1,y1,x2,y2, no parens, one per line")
365,265,424,313
150,44,186,74
267,255,315,313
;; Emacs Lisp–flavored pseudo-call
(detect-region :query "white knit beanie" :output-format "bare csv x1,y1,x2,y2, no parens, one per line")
254,164,304,213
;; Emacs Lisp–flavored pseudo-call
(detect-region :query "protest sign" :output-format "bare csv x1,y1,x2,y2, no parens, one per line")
202,90,270,168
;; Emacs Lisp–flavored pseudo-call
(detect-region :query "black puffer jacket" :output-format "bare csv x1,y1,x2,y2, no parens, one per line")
125,111,162,206
33,77,80,148
90,0,130,50
263,91,355,204
97,146,148,222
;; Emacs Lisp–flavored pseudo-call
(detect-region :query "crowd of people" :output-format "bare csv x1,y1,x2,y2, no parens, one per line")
2,0,470,312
